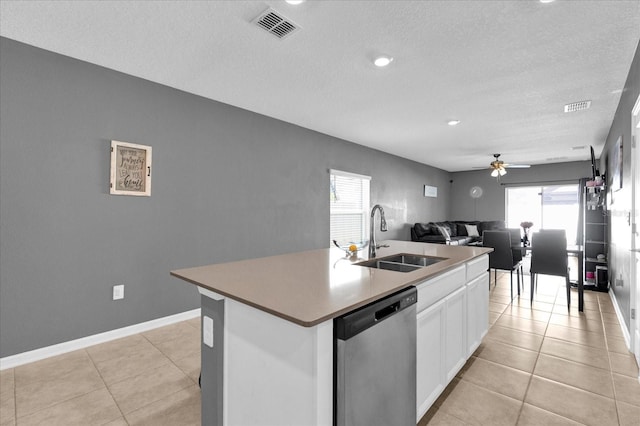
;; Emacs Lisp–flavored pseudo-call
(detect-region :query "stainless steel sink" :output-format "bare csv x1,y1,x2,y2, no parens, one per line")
356,253,446,273
381,254,445,267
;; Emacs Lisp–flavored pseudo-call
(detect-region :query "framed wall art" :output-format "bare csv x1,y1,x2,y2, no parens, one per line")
110,140,152,196
423,185,438,198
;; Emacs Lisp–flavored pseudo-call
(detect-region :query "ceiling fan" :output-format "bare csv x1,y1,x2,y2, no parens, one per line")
476,154,530,178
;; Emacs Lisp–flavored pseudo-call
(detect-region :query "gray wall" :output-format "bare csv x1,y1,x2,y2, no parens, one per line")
450,161,592,222
0,38,450,357
600,39,640,332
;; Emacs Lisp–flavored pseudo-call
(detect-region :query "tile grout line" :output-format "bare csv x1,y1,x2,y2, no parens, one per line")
12,368,16,425
509,274,554,426
497,275,613,425
13,349,108,422
142,330,201,387
84,347,129,425
599,293,623,425
117,330,198,420
95,325,199,424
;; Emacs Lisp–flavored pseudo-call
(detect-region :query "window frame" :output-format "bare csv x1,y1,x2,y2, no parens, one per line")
329,169,371,245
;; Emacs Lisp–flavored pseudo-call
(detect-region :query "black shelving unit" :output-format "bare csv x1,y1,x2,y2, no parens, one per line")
583,185,608,291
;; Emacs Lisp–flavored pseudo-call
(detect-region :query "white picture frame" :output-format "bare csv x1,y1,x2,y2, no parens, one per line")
110,140,152,196
423,185,438,198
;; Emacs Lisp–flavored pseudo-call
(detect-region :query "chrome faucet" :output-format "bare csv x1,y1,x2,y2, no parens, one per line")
369,204,388,258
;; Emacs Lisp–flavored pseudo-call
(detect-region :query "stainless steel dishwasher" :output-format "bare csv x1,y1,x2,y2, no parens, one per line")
334,286,417,426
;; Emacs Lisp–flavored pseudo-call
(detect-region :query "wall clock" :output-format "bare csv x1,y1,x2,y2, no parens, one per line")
470,186,483,199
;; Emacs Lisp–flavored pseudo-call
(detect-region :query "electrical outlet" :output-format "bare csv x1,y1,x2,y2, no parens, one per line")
113,285,124,300
203,316,214,348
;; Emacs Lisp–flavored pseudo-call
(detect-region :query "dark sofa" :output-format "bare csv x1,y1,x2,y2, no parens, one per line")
410,220,506,245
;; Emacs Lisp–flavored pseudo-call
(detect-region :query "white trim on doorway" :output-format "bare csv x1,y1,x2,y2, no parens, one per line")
631,93,640,377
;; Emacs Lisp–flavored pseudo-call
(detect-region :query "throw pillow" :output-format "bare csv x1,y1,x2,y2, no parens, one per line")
465,224,480,237
414,223,433,238
436,225,451,241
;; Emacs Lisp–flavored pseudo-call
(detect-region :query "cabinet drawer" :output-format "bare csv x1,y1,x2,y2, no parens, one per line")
416,265,465,312
466,255,488,282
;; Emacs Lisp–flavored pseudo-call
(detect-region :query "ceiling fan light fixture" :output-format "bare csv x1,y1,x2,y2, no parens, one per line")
491,169,499,178
499,168,507,176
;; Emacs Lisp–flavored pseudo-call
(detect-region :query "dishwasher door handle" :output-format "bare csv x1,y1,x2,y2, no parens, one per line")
375,302,399,321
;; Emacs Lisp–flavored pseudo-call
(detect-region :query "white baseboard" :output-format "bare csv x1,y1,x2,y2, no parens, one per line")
608,290,631,350
0,308,201,370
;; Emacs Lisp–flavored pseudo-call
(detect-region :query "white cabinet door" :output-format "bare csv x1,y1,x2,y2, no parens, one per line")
416,300,446,419
478,272,489,339
416,298,446,420
444,286,467,381
466,273,489,357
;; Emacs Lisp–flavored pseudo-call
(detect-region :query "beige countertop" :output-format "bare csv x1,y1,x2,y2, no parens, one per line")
171,240,492,327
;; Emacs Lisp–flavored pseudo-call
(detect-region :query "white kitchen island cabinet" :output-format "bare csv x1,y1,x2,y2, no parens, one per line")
416,297,446,418
415,255,489,420
171,241,491,426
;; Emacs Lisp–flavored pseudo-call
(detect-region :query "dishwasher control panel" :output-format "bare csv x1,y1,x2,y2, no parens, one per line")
334,286,417,340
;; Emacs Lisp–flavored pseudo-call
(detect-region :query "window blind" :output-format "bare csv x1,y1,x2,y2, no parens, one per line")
330,171,370,244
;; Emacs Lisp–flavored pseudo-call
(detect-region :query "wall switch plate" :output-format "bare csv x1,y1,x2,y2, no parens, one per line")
113,285,124,300
203,316,214,348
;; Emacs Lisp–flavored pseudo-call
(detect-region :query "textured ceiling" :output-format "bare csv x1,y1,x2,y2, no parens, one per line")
1,0,639,172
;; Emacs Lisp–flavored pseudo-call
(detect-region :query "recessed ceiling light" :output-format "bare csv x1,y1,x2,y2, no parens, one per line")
539,0,555,3
285,0,305,4
373,56,393,67
447,120,461,126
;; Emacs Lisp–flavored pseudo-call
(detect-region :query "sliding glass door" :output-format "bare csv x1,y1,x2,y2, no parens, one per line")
506,184,580,244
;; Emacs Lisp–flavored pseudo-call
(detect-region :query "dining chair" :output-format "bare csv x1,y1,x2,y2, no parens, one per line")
482,230,523,300
507,228,524,264
529,230,571,309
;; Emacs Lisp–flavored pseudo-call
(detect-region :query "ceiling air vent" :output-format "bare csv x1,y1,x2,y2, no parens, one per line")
253,8,300,40
564,100,591,113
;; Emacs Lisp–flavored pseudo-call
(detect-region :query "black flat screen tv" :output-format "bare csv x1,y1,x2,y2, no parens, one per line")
590,146,598,180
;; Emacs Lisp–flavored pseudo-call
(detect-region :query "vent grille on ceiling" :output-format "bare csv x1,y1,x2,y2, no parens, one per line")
253,8,300,39
564,100,591,113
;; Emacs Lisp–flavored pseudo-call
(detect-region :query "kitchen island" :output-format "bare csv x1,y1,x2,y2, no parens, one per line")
171,240,491,425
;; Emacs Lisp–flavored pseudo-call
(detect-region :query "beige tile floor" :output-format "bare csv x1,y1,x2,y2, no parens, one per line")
1,273,639,425
0,318,201,425
420,273,640,426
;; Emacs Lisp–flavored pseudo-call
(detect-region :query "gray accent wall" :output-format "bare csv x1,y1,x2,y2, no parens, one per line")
450,161,592,222
0,38,450,357
599,39,640,332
